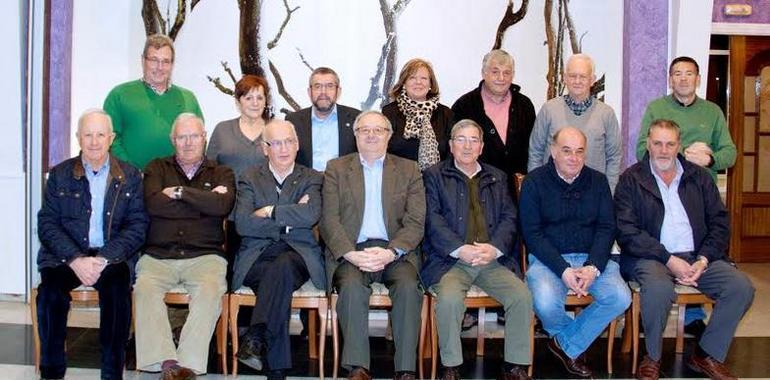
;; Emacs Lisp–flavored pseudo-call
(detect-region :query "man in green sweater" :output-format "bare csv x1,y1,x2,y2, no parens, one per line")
637,56,736,183
636,56,737,340
104,34,203,170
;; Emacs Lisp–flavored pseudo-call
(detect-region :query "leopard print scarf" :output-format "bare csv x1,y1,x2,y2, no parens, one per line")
396,89,441,171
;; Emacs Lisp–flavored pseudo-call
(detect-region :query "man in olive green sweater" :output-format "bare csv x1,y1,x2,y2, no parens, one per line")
104,34,203,170
637,56,736,183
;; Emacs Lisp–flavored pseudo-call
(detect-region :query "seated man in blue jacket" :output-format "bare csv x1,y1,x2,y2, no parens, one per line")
422,119,532,380
519,126,630,378
36,109,148,380
616,119,754,380
230,120,325,380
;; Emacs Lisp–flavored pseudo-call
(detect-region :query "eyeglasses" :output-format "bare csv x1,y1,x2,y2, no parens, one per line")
355,127,390,136
452,136,481,145
311,83,338,91
174,134,204,143
264,138,298,149
144,56,173,67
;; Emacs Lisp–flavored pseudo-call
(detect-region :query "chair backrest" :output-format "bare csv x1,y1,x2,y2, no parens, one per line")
512,173,527,273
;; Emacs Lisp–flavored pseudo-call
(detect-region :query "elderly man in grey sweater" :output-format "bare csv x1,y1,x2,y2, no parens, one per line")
528,54,621,191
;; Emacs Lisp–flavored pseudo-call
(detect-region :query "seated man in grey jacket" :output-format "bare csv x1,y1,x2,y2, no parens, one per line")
231,120,325,380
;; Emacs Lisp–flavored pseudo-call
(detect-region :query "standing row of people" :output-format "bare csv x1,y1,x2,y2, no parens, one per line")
34,33,753,380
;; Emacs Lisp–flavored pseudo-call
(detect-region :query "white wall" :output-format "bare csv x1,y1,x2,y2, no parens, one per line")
670,0,715,97
0,0,29,295
70,0,625,154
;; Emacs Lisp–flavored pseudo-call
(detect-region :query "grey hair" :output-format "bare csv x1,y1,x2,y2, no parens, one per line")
450,119,483,139
308,67,340,87
264,119,299,141
170,113,205,136
353,110,393,133
482,49,514,72
566,53,596,77
77,108,113,135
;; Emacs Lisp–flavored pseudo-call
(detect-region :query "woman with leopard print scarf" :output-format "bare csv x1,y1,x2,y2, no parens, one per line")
382,58,453,171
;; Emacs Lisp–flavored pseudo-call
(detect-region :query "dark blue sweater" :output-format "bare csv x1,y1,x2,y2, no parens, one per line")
519,159,616,276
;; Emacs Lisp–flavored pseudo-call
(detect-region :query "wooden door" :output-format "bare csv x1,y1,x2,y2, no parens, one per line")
727,36,770,262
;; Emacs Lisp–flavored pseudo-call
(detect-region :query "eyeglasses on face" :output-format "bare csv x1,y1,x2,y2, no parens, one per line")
264,138,298,149
144,56,173,67
173,133,204,143
355,127,390,136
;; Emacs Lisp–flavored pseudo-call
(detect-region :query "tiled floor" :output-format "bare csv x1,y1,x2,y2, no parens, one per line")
2,263,768,379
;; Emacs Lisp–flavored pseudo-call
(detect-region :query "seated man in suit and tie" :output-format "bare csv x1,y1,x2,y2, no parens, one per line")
320,110,426,380
230,120,325,380
286,67,361,172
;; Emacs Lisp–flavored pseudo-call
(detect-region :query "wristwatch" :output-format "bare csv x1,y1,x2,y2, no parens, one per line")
173,186,183,200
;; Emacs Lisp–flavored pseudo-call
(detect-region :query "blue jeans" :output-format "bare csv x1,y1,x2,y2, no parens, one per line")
526,253,630,359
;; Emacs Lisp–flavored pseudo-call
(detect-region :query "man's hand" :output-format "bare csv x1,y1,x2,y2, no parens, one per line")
211,185,228,194
363,247,397,272
684,142,713,167
161,187,177,199
69,256,103,286
343,250,381,272
666,255,695,284
253,205,273,218
457,245,480,265
472,242,498,266
575,266,598,295
561,267,586,297
678,259,707,286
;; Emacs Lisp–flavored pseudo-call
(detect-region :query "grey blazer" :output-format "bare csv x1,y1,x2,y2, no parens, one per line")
320,153,426,286
286,104,361,168
231,163,326,290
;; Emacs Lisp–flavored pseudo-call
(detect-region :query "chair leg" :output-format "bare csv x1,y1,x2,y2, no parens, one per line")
675,303,686,353
621,307,632,353
30,288,40,373
430,298,438,380
318,302,328,380
607,318,617,374
528,313,534,377
331,295,339,380
217,294,228,375
476,307,486,356
309,308,319,359
418,296,427,380
229,297,241,376
632,292,640,375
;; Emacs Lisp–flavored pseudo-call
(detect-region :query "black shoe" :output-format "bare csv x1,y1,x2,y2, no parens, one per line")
461,312,478,332
547,338,592,378
266,369,287,380
684,319,707,339
236,333,265,371
441,365,461,380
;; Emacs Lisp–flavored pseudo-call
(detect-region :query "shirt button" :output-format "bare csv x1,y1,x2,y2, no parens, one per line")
106,211,111,215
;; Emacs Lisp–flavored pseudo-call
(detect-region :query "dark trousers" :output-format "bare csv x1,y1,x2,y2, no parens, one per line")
629,256,755,361
333,239,422,372
37,262,131,380
242,242,310,370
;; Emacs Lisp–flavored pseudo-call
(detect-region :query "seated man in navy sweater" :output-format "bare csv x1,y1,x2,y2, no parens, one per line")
519,126,630,378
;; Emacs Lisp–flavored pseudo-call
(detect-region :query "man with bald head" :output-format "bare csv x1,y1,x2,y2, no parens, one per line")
528,54,621,190
230,120,324,379
520,127,630,378
321,111,425,380
134,113,235,379
36,109,148,380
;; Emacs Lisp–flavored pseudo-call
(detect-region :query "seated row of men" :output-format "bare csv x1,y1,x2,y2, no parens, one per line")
36,108,753,380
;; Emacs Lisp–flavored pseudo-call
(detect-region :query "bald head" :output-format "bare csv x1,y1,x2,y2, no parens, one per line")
262,119,299,172
550,127,587,182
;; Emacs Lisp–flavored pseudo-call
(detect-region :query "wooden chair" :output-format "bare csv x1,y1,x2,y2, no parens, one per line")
30,286,229,374
330,283,429,380
228,280,329,378
627,281,715,374
428,286,536,379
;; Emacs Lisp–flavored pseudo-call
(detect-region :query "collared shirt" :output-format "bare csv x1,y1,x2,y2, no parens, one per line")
448,161,503,259
269,162,295,194
176,156,204,180
672,94,697,107
83,158,110,248
311,105,340,171
142,78,171,95
650,159,695,253
356,154,389,243
563,94,594,116
453,160,482,179
480,84,511,144
556,167,582,184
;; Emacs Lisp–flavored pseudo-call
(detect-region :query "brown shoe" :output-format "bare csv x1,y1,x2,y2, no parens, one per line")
499,365,532,380
688,353,737,380
348,366,373,380
159,364,196,380
394,371,416,380
547,338,592,378
636,355,660,380
441,366,461,380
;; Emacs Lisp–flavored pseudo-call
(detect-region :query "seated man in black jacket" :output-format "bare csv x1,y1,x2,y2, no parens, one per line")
616,119,754,380
36,109,148,380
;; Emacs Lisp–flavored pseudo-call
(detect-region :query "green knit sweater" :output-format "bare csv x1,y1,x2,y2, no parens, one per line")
637,95,736,182
103,80,203,170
